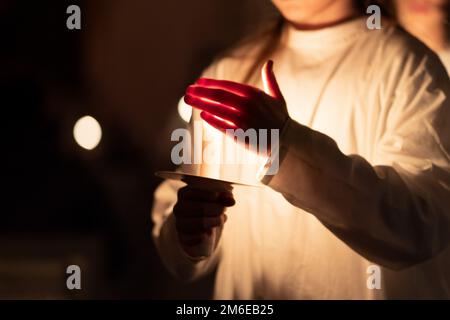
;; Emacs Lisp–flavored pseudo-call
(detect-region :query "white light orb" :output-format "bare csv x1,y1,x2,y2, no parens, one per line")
73,116,102,150
178,99,192,123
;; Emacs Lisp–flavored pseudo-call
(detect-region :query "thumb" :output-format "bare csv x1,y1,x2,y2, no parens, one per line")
261,60,283,100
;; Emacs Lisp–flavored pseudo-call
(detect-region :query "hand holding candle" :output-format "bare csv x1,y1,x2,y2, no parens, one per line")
184,60,290,136
173,186,235,258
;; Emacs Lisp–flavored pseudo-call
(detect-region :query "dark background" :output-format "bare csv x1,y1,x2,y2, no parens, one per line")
0,0,275,299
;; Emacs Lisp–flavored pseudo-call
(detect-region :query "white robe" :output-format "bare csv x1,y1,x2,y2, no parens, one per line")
152,18,450,299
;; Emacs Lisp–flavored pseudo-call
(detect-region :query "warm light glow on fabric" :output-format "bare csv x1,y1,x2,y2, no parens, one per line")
73,116,102,150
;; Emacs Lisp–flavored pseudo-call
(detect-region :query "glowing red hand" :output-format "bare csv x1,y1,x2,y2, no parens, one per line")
184,60,289,133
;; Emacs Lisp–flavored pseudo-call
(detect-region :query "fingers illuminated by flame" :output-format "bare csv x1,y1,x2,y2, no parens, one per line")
184,79,256,130
184,60,283,132
200,111,238,133
184,93,241,125
185,85,242,113
195,78,256,98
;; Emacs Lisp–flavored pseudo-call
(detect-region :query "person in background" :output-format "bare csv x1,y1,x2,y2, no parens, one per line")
395,0,450,72
152,0,450,299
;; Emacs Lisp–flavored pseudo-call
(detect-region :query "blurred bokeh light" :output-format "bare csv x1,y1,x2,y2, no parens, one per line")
73,116,102,150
